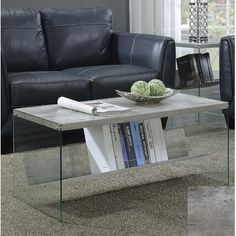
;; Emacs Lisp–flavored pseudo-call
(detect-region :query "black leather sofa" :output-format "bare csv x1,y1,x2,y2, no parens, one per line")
219,35,235,129
1,8,176,154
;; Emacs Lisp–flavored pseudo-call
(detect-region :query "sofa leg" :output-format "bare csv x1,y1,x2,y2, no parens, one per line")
224,111,234,130
1,134,13,154
227,117,235,130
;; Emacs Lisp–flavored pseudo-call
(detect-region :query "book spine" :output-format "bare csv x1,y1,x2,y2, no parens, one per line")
117,124,129,168
138,121,150,164
177,54,197,87
102,125,117,170
121,123,137,167
129,121,145,166
144,120,156,163
204,53,214,82
109,124,125,169
200,53,209,83
195,53,204,83
177,56,189,86
149,118,168,162
192,54,201,83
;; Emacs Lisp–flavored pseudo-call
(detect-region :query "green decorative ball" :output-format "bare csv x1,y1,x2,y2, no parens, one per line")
148,79,166,96
131,81,150,96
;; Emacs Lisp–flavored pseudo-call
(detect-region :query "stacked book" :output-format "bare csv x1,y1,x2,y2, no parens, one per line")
177,53,214,87
84,118,168,174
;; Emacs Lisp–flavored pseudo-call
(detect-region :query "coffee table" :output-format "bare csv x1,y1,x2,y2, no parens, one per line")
12,93,229,222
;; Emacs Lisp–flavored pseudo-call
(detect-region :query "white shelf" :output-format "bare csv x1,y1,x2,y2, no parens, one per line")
176,41,219,49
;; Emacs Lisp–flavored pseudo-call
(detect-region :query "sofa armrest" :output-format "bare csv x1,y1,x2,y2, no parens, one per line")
220,35,235,103
1,50,11,128
111,32,176,88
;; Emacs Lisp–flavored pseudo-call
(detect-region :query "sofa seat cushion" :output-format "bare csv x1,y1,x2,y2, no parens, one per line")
40,8,112,70
9,71,92,107
64,64,158,99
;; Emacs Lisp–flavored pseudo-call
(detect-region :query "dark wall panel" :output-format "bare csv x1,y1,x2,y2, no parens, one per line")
1,0,129,32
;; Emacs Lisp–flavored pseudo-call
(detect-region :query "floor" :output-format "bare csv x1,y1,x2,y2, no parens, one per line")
188,186,234,236
2,126,234,236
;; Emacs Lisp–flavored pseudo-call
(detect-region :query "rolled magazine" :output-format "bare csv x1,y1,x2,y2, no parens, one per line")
57,97,130,115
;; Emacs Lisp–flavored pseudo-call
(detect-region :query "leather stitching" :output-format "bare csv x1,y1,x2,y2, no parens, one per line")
76,65,131,76
130,35,139,64
1,27,42,29
91,71,158,81
160,39,175,87
11,80,89,89
44,23,111,29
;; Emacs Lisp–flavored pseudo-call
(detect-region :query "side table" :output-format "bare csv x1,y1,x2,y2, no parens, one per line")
175,41,221,126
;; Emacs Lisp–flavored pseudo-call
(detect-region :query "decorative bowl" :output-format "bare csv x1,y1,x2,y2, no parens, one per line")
116,88,176,103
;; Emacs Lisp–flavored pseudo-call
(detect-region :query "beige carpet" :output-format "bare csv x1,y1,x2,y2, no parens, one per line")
1,126,234,236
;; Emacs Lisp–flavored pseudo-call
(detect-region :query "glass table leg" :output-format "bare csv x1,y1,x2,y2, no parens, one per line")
226,109,230,186
12,115,63,221
59,130,63,222
197,47,201,124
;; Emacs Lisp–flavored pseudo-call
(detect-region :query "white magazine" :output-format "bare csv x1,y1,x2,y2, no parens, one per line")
57,97,130,115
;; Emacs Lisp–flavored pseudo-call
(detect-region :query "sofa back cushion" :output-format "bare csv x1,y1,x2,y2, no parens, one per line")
1,9,49,72
40,8,113,70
